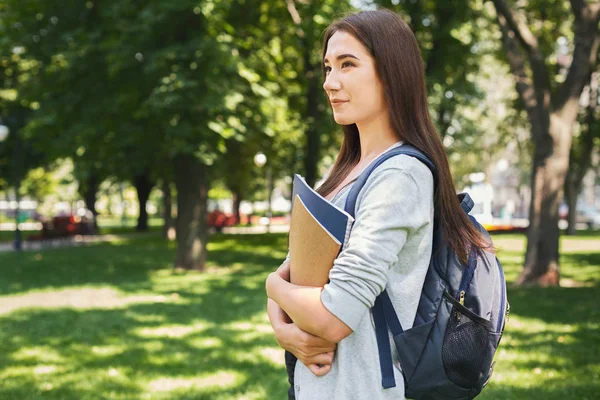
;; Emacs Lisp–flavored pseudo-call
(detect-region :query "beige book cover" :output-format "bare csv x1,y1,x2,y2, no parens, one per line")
289,194,342,286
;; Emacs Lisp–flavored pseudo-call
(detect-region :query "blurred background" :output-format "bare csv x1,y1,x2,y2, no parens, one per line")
0,0,599,399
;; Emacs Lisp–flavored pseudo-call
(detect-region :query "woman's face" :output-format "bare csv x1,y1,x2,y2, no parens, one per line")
323,30,387,126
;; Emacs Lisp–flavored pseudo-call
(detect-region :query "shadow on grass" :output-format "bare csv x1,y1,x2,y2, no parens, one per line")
508,284,600,323
2,232,599,399
480,381,600,400
478,283,600,400
0,233,291,399
0,233,288,296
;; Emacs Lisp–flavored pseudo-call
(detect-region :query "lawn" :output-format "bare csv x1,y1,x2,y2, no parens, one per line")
0,232,598,399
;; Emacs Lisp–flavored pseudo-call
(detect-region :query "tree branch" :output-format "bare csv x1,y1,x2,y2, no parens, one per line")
569,0,585,19
497,13,538,123
554,1,600,117
491,0,539,54
285,0,305,38
491,0,552,117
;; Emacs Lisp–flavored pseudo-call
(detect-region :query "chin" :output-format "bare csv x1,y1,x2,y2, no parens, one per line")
333,114,355,126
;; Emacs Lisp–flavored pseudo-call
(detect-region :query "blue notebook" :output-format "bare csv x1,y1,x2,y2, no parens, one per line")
291,174,354,245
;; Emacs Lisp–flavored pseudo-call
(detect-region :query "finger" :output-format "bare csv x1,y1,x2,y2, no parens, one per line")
306,352,334,366
308,363,331,377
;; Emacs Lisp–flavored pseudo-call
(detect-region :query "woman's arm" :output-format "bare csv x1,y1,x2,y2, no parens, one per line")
266,272,352,343
270,161,433,344
266,298,336,376
266,260,350,343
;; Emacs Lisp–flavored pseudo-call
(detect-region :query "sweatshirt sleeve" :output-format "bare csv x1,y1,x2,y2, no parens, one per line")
320,161,433,331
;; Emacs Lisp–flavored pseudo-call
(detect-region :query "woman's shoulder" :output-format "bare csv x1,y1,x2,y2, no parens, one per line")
371,154,434,184
353,153,434,210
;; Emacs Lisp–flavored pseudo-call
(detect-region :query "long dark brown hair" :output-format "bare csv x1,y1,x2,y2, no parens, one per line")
316,10,491,261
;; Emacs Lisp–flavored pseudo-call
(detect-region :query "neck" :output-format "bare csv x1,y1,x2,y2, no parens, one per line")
355,111,399,162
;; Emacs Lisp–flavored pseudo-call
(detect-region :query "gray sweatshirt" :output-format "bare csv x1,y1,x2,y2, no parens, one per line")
286,151,434,400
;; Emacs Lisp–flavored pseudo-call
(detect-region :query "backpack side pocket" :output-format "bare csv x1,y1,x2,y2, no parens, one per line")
441,291,491,389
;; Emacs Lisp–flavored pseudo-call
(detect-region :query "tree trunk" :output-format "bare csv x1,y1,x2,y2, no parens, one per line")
437,103,450,140
564,168,579,235
518,117,572,286
83,173,99,231
285,0,322,188
173,154,210,271
302,61,321,188
162,180,175,240
565,71,598,235
134,171,154,232
232,190,242,225
300,1,321,188
493,0,600,286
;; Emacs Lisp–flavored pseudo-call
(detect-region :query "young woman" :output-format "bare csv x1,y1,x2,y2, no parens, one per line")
266,9,490,400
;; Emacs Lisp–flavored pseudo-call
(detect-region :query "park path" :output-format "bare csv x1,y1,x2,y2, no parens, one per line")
0,233,145,253
0,224,291,253
494,236,600,253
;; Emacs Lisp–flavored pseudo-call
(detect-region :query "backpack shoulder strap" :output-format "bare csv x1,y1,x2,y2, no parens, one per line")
458,192,474,214
343,144,436,218
340,144,435,389
338,144,477,390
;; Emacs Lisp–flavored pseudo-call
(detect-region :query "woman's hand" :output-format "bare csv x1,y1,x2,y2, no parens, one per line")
268,298,336,376
275,259,291,282
276,320,336,376
266,260,290,301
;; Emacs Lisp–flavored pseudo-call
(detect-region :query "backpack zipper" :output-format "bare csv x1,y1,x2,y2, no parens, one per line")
457,290,466,321
443,291,490,327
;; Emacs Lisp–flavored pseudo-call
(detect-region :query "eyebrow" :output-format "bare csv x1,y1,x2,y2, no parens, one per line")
323,53,360,64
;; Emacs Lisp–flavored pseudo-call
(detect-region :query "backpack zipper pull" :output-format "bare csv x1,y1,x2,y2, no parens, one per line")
456,290,466,321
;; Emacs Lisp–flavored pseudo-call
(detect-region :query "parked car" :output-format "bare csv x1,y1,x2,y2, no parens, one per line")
207,209,238,232
36,210,96,239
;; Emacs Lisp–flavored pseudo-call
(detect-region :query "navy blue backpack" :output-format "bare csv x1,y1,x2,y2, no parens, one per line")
343,144,509,399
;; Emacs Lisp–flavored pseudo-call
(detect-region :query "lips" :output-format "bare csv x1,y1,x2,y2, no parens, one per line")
331,99,348,107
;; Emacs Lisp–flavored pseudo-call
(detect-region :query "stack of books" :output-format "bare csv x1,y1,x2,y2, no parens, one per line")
288,174,355,286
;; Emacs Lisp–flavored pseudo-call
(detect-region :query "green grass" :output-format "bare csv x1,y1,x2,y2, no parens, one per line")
0,230,40,243
479,234,600,399
0,232,598,399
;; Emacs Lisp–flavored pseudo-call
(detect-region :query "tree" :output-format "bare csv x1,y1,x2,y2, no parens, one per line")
363,1,507,187
273,0,352,187
491,0,600,285
565,70,600,234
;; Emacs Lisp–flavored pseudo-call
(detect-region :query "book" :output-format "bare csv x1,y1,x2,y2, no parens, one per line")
289,174,354,286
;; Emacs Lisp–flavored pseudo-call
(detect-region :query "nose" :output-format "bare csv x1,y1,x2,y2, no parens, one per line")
323,72,341,94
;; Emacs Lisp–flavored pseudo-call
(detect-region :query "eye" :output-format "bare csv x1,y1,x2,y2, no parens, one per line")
341,61,354,68
324,65,332,74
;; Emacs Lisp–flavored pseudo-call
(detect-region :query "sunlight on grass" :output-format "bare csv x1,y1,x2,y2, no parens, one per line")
257,347,286,367
0,287,177,315
485,310,600,396
0,232,597,399
188,336,224,349
11,346,65,363
135,322,211,339
147,371,242,392
91,344,127,357
33,365,60,375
